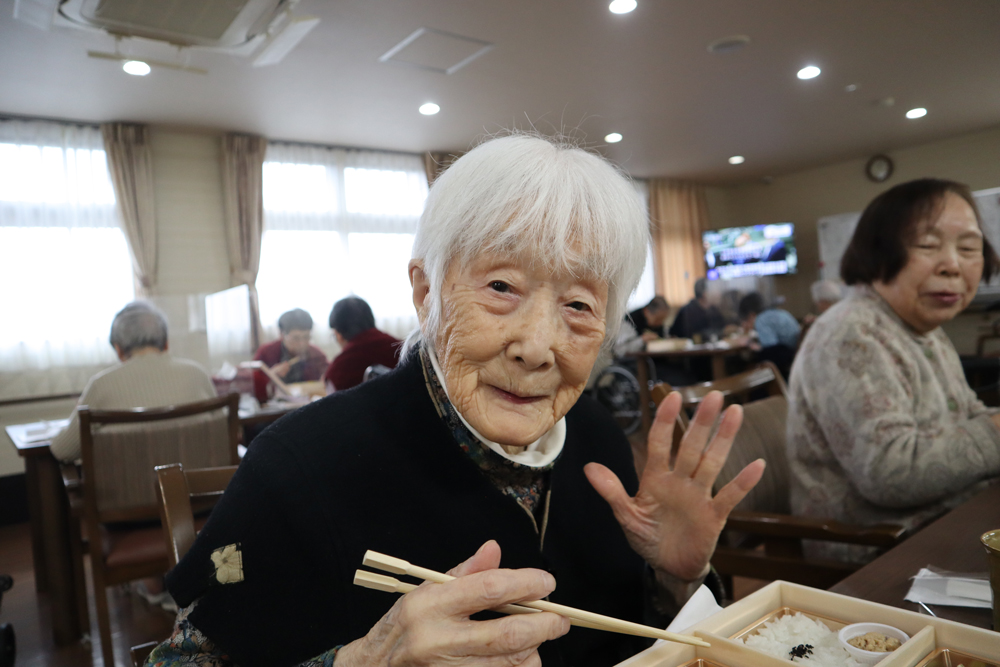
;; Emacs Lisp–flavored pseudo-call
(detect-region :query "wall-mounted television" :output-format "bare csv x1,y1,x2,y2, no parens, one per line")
703,223,797,280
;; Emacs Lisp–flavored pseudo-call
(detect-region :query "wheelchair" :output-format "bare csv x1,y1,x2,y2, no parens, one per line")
0,574,13,667
590,357,656,435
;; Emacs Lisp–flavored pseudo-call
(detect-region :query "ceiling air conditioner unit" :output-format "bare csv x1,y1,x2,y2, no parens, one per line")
57,0,291,48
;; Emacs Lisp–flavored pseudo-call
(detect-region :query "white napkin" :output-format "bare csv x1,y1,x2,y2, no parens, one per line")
649,585,723,646
904,567,992,609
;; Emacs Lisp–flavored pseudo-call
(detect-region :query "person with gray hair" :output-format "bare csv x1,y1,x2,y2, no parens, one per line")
810,279,845,314
49,301,217,462
154,135,763,667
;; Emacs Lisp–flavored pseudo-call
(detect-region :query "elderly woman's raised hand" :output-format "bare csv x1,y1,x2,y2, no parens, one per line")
584,391,765,582
336,540,570,667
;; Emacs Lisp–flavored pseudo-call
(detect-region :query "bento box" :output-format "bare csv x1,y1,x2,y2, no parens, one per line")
613,581,999,667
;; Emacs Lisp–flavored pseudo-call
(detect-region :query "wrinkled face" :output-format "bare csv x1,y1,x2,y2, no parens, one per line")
416,252,608,447
281,329,312,356
873,193,984,334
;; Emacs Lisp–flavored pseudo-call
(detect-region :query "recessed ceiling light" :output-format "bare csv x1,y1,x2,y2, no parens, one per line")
605,132,623,143
906,107,927,119
609,0,637,14
122,60,151,76
729,155,745,165
845,84,857,92
797,65,821,80
418,102,440,116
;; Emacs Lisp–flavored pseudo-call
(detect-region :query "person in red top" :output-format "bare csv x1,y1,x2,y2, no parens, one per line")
252,308,329,403
323,297,401,391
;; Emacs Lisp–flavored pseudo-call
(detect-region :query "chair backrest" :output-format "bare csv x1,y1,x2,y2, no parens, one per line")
716,394,790,514
156,463,239,568
79,393,240,523
673,361,787,407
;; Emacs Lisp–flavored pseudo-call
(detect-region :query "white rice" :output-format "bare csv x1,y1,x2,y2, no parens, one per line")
739,612,861,667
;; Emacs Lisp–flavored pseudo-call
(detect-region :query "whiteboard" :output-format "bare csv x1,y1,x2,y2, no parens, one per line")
817,187,1000,294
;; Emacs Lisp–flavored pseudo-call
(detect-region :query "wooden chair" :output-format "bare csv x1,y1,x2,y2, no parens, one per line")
125,464,239,666
74,393,240,667
130,641,158,667
155,463,239,569
668,361,788,408
651,366,906,591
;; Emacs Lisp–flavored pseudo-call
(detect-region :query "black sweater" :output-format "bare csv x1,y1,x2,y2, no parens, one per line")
167,356,649,667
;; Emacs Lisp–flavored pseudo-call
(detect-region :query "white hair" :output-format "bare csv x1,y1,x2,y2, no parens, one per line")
405,134,649,356
810,279,845,305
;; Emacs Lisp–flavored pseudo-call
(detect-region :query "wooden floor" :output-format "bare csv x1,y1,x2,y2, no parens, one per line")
0,522,174,667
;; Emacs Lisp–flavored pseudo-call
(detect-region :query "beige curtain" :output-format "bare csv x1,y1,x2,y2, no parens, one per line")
648,180,710,306
220,133,267,350
423,151,462,186
102,123,158,296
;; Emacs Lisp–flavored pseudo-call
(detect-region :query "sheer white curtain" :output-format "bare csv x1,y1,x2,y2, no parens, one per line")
257,143,428,351
0,119,134,378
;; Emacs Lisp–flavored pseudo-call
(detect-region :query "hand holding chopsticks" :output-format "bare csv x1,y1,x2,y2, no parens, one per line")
355,549,709,648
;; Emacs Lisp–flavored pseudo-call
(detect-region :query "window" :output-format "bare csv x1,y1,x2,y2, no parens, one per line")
0,120,134,374
257,143,428,349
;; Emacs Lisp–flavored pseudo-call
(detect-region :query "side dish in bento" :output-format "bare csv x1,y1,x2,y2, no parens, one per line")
847,632,901,653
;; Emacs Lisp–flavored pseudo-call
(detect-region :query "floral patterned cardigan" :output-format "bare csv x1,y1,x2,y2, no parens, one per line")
787,285,1000,562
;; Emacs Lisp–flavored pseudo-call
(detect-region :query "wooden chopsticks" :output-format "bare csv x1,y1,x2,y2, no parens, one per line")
353,550,710,648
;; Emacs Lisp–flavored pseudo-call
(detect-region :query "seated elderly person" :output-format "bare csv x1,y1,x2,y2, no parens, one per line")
323,296,401,391
252,308,329,403
669,279,724,341
627,295,670,339
49,302,217,463
738,292,800,378
148,135,764,667
800,280,846,337
788,178,1000,563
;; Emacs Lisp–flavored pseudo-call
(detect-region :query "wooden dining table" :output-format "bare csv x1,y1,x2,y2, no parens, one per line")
830,484,1000,630
632,340,749,431
5,402,298,646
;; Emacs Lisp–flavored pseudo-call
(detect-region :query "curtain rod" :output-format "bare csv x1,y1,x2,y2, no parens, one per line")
0,112,101,129
266,137,429,159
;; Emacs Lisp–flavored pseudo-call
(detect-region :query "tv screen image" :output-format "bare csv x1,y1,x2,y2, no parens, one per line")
703,223,797,280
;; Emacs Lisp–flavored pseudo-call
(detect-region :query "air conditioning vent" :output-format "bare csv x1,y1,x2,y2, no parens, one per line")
58,0,288,47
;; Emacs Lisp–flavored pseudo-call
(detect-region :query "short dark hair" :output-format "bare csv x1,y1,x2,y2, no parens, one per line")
278,308,313,334
841,178,999,286
738,292,765,320
694,278,708,300
645,295,669,313
329,297,376,341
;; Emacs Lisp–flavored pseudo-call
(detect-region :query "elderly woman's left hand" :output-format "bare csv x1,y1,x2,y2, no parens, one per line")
584,391,765,582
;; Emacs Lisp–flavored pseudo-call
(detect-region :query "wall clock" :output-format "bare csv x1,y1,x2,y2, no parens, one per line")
865,154,894,183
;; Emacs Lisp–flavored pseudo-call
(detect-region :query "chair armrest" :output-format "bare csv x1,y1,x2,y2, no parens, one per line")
725,510,907,548
58,462,85,515
59,462,82,490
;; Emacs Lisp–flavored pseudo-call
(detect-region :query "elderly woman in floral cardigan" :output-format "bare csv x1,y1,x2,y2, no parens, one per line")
788,178,1000,562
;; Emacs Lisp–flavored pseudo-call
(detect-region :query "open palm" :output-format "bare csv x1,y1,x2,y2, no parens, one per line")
585,391,765,581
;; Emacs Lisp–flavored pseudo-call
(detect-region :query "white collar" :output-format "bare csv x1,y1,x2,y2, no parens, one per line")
426,346,565,468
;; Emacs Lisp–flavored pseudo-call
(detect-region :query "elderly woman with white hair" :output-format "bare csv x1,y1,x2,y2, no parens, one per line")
151,136,764,667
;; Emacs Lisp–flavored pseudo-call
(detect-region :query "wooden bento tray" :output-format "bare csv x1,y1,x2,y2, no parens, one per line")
613,581,1000,667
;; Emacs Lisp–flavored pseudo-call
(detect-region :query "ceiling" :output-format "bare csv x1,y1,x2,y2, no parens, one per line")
2,0,999,183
